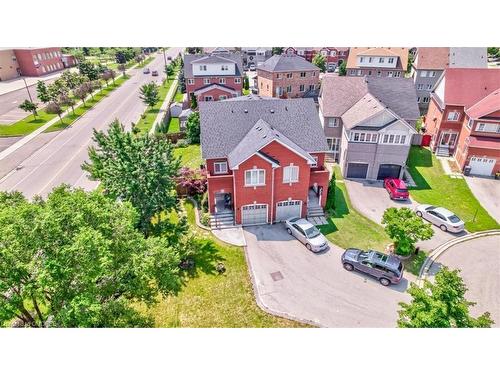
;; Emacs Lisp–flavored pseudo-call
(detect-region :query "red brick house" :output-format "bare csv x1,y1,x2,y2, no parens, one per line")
183,53,243,105
13,47,65,77
424,68,500,176
200,96,330,227
284,47,316,62
257,54,320,99
318,47,350,72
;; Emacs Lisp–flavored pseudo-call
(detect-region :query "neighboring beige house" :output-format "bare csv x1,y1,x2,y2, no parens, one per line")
0,48,20,81
346,47,409,78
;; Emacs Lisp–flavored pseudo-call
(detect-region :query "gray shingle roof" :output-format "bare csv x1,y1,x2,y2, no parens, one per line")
257,54,320,73
340,93,388,130
200,97,329,160
320,75,420,126
183,53,243,78
227,119,315,169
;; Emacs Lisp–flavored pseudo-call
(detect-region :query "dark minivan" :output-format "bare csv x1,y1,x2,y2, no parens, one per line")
341,248,404,286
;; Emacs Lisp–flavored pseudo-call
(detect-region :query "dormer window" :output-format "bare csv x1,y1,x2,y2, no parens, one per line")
388,57,394,64
199,65,207,71
379,57,385,63
221,65,229,71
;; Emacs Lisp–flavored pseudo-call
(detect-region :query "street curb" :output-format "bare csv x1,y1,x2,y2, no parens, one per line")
417,229,500,286
242,243,322,328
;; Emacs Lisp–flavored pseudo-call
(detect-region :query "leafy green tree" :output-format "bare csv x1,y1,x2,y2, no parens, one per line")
190,92,198,109
325,172,336,211
82,47,90,56
407,55,414,73
487,47,499,58
82,120,181,236
139,82,160,108
243,75,250,91
19,99,38,119
398,267,494,328
185,111,200,144
78,61,99,81
60,70,81,90
0,187,183,328
272,47,284,55
45,101,64,124
178,70,186,93
382,207,433,256
312,53,327,73
74,83,90,106
338,61,347,76
36,80,51,104
59,94,76,115
116,50,126,64
165,64,174,82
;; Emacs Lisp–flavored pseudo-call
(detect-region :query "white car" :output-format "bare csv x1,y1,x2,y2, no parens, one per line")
284,217,329,252
415,205,465,233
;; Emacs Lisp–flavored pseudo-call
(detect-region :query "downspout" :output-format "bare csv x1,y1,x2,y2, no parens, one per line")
232,169,237,226
270,167,275,225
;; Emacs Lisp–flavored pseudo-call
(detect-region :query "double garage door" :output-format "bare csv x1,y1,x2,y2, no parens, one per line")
469,157,495,176
275,200,302,222
346,163,401,180
241,204,268,226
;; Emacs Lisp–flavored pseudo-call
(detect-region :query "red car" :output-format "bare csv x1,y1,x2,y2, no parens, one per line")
384,178,409,200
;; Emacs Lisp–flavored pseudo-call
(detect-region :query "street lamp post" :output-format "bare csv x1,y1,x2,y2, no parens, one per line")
22,77,34,103
162,47,167,67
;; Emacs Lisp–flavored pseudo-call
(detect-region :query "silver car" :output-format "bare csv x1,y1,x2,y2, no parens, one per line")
284,217,329,252
415,204,465,233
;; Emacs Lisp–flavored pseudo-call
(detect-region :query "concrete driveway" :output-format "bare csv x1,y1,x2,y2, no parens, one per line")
427,234,500,327
343,179,466,252
464,176,500,224
243,224,414,327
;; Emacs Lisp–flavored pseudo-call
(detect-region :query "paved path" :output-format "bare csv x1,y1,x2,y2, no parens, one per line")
427,234,500,326
150,77,178,135
0,48,183,198
464,176,500,224
243,224,414,327
343,179,465,252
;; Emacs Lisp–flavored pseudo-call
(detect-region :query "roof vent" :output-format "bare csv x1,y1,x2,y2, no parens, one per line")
270,109,275,114
285,106,288,111
244,109,248,113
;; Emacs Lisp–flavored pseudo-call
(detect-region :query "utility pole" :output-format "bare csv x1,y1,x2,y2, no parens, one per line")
162,47,167,67
22,77,34,102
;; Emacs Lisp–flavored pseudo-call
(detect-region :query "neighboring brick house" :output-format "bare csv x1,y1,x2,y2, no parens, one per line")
284,47,316,62
13,47,65,77
346,47,409,79
318,47,350,72
319,75,419,179
257,54,320,99
183,53,243,105
200,96,330,227
424,68,500,176
411,47,488,113
241,47,272,69
0,48,20,81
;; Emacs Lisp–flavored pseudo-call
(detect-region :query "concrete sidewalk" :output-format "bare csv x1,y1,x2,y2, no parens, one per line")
149,76,179,135
0,69,75,96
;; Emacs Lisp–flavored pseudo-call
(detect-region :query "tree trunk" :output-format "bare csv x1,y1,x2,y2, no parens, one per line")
58,114,63,124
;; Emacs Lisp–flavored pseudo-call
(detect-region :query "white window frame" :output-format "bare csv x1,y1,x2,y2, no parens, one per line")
426,84,433,91
379,57,385,63
430,71,437,77
476,122,500,133
286,72,293,78
417,84,424,90
219,95,227,100
417,96,421,103
199,65,207,71
286,85,292,93
219,78,226,84
204,96,213,101
420,70,428,77
422,97,430,103
388,71,394,77
234,77,241,84
276,73,281,79
447,111,460,121
388,57,394,64
394,71,401,78
360,57,364,63
466,118,473,130
221,65,228,71
299,84,305,92
350,132,378,143
328,118,338,128
283,165,299,183
311,156,319,168
203,78,210,85
214,161,228,174
187,78,194,85
381,133,407,145
300,71,306,78
245,169,266,186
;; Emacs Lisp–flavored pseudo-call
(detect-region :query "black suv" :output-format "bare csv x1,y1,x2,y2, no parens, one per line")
341,249,404,286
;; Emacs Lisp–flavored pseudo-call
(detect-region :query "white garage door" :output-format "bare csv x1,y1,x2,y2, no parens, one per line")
241,204,268,226
276,200,302,222
469,156,495,176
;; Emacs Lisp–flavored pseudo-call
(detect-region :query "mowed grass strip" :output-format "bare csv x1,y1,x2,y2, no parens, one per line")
173,144,202,169
137,200,308,327
407,146,499,232
44,76,129,133
319,166,392,252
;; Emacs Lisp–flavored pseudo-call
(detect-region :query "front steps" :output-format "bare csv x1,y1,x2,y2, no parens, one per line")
210,212,235,229
436,146,450,157
307,205,325,218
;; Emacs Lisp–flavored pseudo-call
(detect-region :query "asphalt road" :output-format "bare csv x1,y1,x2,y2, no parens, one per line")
0,48,183,199
0,77,58,124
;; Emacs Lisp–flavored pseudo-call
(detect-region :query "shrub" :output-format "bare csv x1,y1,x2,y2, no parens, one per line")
200,191,209,213
200,212,210,227
325,171,336,211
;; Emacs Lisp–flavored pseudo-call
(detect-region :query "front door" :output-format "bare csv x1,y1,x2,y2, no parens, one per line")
439,132,458,147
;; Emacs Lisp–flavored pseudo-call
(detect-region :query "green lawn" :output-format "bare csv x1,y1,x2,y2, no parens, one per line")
174,89,184,103
318,169,392,251
44,76,129,133
135,72,179,135
0,76,128,137
138,200,307,327
407,146,499,232
167,117,180,133
173,144,202,169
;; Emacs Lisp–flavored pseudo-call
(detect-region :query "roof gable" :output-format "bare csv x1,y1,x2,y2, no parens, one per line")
258,54,320,72
465,88,500,119
200,97,329,160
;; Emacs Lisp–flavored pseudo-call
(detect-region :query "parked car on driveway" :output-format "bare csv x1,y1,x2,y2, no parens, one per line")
152,70,159,76
143,68,150,74
384,178,409,200
341,249,404,286
415,205,465,233
284,217,329,252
